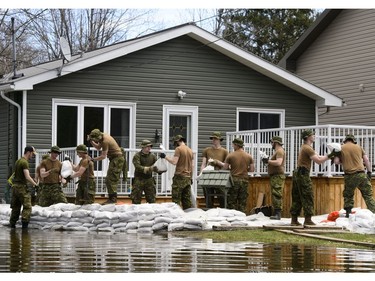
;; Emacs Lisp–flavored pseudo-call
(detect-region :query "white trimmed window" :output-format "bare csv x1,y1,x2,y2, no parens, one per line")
237,108,285,131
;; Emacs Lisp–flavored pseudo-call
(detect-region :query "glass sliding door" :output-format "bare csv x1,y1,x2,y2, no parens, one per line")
53,99,135,177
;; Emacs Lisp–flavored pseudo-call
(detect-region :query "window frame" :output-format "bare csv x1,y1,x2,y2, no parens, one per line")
236,107,285,131
52,98,136,148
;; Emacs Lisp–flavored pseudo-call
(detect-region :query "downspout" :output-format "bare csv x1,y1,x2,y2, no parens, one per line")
1,90,22,158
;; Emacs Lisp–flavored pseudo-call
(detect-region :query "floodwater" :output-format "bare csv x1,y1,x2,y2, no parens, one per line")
1,227,375,273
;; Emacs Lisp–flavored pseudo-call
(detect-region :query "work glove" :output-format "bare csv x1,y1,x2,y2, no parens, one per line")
65,175,72,183
160,153,166,159
367,171,372,181
327,150,340,159
262,158,269,164
152,166,159,173
144,166,153,174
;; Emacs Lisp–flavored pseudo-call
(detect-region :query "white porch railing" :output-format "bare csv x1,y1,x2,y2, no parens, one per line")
34,125,375,197
226,124,375,177
35,148,198,197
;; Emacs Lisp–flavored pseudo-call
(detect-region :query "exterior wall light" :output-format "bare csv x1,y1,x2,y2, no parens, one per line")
177,90,187,99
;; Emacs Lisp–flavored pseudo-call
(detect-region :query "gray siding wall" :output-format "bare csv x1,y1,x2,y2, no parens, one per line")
0,93,17,202
295,9,375,126
1,36,317,200
21,36,315,174
0,99,7,201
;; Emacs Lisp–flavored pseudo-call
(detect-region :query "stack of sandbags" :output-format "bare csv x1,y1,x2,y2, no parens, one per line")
346,208,375,234
0,202,289,232
0,203,202,233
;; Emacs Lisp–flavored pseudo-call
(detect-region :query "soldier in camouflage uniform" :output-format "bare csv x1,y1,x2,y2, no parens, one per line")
38,145,68,207
34,154,49,205
290,130,332,226
212,138,254,213
162,135,193,210
333,134,375,217
66,144,96,205
131,140,158,204
262,136,286,220
199,131,229,208
9,146,38,229
88,129,126,204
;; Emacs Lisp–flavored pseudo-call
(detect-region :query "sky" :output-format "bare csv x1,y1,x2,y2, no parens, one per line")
5,0,372,38
4,0,375,9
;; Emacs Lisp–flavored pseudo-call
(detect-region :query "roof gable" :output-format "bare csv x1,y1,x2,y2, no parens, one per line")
278,9,342,70
0,23,342,107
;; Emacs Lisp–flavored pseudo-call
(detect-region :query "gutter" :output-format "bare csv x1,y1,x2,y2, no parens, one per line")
1,89,22,158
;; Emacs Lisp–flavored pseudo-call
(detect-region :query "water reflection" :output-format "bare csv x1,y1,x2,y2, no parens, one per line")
0,227,375,273
9,229,31,272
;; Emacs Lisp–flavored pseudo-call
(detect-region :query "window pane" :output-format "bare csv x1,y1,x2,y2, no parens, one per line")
57,105,77,148
169,115,189,148
239,112,258,131
260,113,280,129
84,107,104,170
110,108,130,148
84,107,104,144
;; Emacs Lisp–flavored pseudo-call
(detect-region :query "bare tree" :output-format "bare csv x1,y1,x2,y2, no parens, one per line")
0,9,41,76
0,8,221,76
18,9,158,63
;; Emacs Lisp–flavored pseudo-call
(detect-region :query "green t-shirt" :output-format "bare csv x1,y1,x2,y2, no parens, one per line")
13,157,29,185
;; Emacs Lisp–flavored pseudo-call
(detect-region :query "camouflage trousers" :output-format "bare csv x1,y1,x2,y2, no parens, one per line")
171,175,192,210
270,174,286,210
38,183,68,207
75,179,96,205
344,173,375,212
130,177,156,204
10,184,32,225
227,177,248,213
290,170,314,216
106,155,125,195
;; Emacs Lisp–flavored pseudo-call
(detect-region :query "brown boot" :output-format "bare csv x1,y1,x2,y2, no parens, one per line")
303,215,316,226
291,215,301,226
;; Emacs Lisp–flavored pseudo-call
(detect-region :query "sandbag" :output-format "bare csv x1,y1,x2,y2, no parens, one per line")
61,160,73,178
327,143,342,152
259,150,269,159
190,186,197,208
197,164,214,179
155,158,167,173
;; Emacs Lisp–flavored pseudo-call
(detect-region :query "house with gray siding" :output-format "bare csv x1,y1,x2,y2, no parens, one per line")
279,9,375,126
0,23,342,201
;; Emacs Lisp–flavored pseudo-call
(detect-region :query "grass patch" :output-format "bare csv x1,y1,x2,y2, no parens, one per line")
172,229,375,249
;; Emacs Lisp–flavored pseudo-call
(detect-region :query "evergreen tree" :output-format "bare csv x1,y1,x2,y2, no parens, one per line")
219,9,320,64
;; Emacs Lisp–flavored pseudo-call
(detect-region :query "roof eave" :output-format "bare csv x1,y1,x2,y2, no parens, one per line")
0,82,15,92
6,24,342,107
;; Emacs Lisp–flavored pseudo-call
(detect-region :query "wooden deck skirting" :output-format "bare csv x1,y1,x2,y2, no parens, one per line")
71,177,373,217
247,176,373,218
